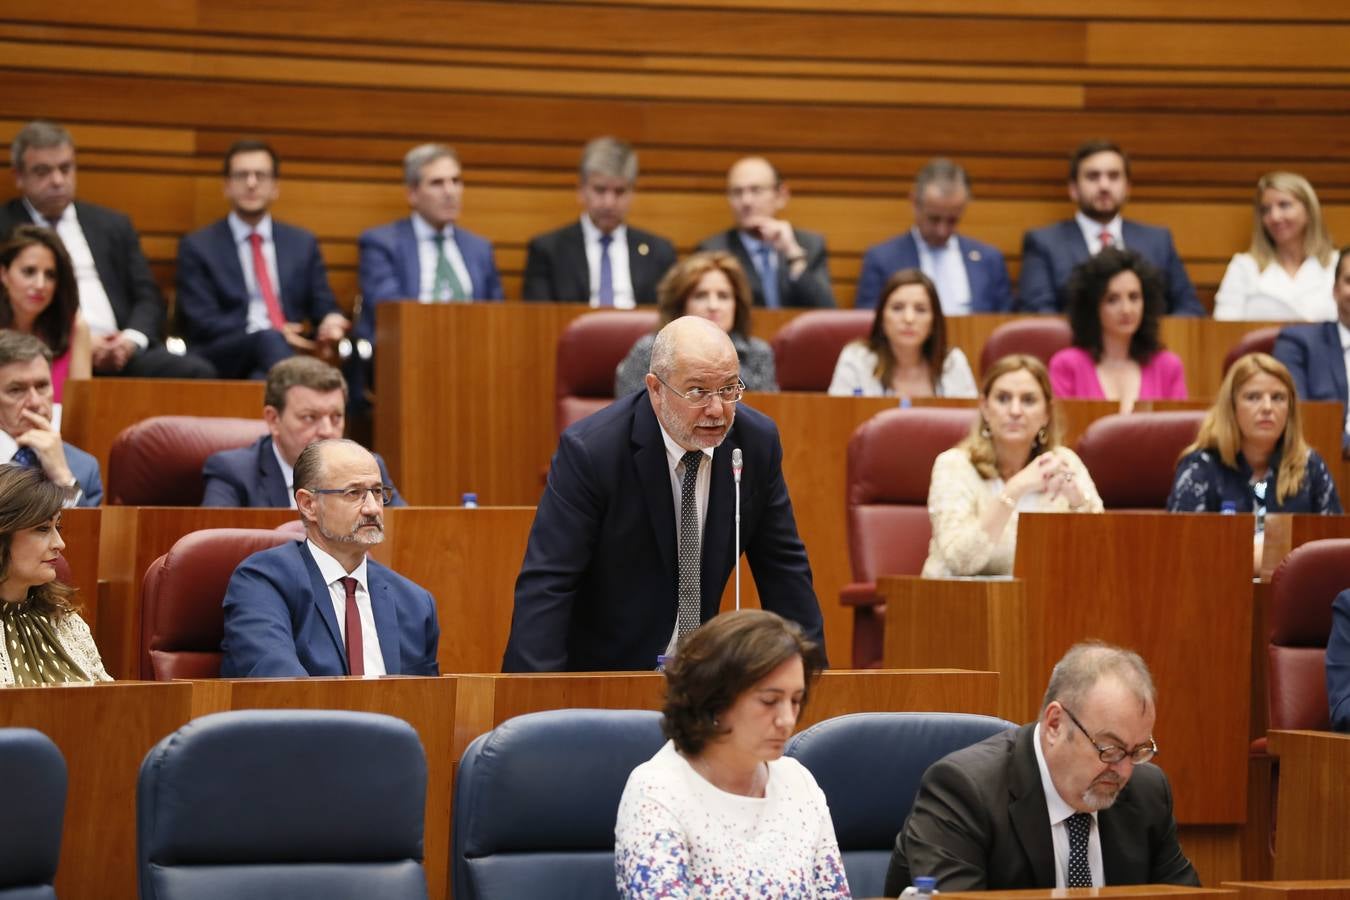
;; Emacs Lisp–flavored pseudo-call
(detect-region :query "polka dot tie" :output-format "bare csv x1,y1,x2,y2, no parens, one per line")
676,450,704,643
1065,812,1093,887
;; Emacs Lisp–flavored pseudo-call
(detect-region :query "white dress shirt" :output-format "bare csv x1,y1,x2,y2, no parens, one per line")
1033,722,1105,888
412,213,474,302
305,539,386,677
1075,211,1124,257
657,422,714,657
227,212,283,333
581,215,635,308
912,227,973,314
1213,253,1337,321
24,198,147,349
270,440,298,510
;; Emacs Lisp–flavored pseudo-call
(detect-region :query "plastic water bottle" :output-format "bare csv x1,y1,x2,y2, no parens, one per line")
900,875,939,898
1220,501,1237,515
461,492,479,509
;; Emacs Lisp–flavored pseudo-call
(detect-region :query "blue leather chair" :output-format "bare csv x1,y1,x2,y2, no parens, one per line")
0,728,66,899
137,709,428,900
786,712,1016,898
452,708,665,900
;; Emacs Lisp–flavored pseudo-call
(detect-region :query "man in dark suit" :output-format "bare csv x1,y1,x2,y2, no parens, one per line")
1,120,215,378
1018,140,1204,316
220,438,437,677
202,356,404,508
0,331,101,507
1328,590,1350,732
522,136,677,306
885,642,1198,894
696,156,834,308
857,157,1013,313
176,139,349,379
356,143,504,341
502,316,825,672
1274,246,1350,454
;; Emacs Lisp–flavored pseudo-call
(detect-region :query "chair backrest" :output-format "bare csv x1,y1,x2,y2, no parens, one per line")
1075,411,1205,509
1268,539,1350,732
452,708,665,900
137,709,427,900
786,712,1016,898
555,310,660,434
846,407,977,582
108,415,269,506
978,317,1072,376
139,527,299,680
1222,326,1281,377
769,309,872,391
0,728,66,900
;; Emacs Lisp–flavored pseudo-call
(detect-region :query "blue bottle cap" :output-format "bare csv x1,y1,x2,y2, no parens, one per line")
915,876,938,890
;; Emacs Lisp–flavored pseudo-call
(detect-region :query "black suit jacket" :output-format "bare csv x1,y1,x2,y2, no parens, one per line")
521,221,677,304
501,391,825,671
0,198,166,340
696,227,836,308
884,724,1199,895
200,435,405,508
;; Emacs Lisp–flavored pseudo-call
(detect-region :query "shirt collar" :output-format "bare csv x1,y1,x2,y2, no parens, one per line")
581,214,625,246
656,418,715,471
411,212,454,242
1032,722,1099,827
0,431,17,462
911,225,958,254
23,197,72,229
270,438,296,498
229,211,273,244
305,537,370,587
1076,211,1122,244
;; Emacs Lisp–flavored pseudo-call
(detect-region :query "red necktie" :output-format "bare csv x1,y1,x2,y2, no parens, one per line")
1099,230,1113,249
248,231,287,331
340,576,364,676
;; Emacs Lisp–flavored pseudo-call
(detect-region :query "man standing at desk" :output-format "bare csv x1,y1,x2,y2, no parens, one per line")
502,316,825,671
885,642,1198,894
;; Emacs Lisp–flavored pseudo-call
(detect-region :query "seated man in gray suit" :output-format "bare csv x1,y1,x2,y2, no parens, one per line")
884,641,1198,894
697,156,835,308
201,356,404,507
0,331,101,507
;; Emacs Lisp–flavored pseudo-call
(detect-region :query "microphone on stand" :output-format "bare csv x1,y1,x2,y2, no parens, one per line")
732,448,742,611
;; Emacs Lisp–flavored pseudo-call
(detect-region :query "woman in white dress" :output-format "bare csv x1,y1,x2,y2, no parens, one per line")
1214,171,1337,321
828,268,976,399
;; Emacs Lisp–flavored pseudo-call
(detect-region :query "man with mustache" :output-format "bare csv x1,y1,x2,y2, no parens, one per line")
1018,140,1204,315
884,642,1199,894
220,439,439,677
502,316,825,671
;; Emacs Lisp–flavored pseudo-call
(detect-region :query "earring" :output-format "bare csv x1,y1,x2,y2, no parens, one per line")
1036,426,1048,444
980,421,992,439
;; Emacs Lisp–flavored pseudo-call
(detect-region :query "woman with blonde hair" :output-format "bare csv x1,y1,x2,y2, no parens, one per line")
922,354,1103,578
1214,172,1337,321
615,251,776,397
0,464,110,685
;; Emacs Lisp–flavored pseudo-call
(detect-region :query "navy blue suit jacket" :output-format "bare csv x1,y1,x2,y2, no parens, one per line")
175,217,340,347
356,217,504,339
200,435,406,508
219,540,439,677
1275,322,1348,453
502,391,825,672
521,221,678,305
855,231,1013,312
1018,219,1204,316
696,227,835,308
1328,589,1350,732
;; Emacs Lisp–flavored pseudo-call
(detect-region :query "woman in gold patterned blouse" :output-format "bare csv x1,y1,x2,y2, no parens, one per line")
0,464,110,685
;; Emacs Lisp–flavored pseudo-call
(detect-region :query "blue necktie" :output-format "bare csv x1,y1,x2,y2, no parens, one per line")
11,447,39,469
756,245,780,309
597,234,614,307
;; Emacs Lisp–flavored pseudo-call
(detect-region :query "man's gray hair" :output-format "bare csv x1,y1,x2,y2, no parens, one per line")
913,157,971,201
0,330,53,368
580,136,638,184
1041,641,1156,713
403,143,459,187
648,325,676,381
11,121,73,173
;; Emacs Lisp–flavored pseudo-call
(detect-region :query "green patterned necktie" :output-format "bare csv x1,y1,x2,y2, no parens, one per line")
432,233,468,301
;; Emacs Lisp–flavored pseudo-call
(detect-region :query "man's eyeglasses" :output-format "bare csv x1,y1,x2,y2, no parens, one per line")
653,374,745,408
309,485,394,505
1061,705,1157,765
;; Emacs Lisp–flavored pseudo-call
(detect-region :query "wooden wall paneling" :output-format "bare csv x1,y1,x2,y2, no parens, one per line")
1268,730,1350,879
57,508,101,636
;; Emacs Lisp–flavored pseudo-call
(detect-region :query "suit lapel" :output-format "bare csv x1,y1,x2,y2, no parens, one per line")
451,229,476,298
1325,322,1349,401
213,219,250,309
396,219,420,299
367,563,401,674
75,203,121,321
257,437,291,507
299,542,346,669
568,224,591,299
958,236,988,311
272,224,300,316
1009,726,1057,887
633,400,677,581
897,232,921,270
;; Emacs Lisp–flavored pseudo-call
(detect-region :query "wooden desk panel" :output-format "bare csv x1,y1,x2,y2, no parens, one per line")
0,681,197,900
196,676,457,900
940,888,1236,900
1268,730,1350,880
62,378,263,480
1259,515,1350,583
56,508,100,635
1224,882,1350,900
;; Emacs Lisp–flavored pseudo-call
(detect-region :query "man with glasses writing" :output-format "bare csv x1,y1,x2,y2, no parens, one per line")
220,438,439,677
502,316,825,671
884,641,1199,894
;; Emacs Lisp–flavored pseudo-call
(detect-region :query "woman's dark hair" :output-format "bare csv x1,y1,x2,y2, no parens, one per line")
863,268,948,390
661,609,823,756
0,225,79,356
1064,247,1164,364
0,464,76,616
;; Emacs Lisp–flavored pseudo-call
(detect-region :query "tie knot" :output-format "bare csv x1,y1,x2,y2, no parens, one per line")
681,450,703,477
1067,812,1092,837
339,576,358,599
248,231,263,248
1099,230,1113,247
599,233,613,248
